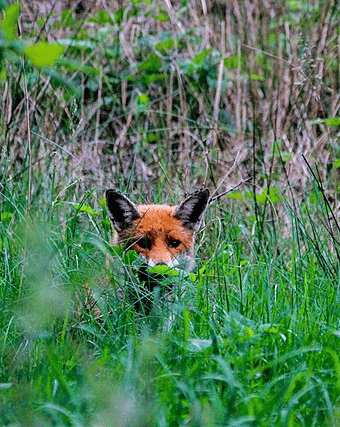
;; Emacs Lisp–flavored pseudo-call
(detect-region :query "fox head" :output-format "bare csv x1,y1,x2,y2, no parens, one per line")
106,189,210,270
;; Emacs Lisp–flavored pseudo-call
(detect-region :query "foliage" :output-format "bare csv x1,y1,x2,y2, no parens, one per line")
1,0,340,425
1,167,340,425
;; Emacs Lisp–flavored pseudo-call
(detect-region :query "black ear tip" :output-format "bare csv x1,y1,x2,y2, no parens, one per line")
106,188,121,199
201,188,210,198
195,188,210,203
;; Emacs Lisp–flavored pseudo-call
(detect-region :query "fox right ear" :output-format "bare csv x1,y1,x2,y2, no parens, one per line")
106,189,140,232
174,188,210,232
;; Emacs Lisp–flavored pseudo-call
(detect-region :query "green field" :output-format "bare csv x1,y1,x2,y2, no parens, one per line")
1,1,340,425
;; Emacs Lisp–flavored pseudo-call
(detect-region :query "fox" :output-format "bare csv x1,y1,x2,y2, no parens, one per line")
79,189,209,322
106,188,210,272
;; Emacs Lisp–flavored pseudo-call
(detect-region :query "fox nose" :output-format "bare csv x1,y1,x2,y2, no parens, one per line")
154,261,167,266
148,258,171,268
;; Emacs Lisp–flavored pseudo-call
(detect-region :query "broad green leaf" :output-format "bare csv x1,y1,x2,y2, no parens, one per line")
227,191,244,200
74,204,100,216
326,117,340,127
98,198,106,209
155,38,174,52
1,212,13,221
138,53,162,73
60,9,76,28
122,250,138,264
113,7,125,25
0,66,6,80
154,9,170,22
334,159,340,168
254,188,281,205
110,246,123,256
310,117,340,127
194,48,212,65
189,272,196,282
137,93,150,105
148,265,179,276
251,73,265,81
0,3,20,42
244,327,255,338
224,55,241,69
92,10,114,25
146,133,157,143
267,188,281,204
255,192,266,204
144,73,166,85
25,42,65,68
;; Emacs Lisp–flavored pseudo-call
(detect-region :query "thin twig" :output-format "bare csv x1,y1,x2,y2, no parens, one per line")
209,177,252,203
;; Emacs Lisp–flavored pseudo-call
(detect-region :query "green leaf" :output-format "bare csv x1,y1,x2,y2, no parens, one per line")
0,3,21,42
122,250,138,264
113,7,125,25
110,246,123,256
138,53,162,73
224,55,241,69
24,42,65,68
244,327,255,339
268,188,281,204
144,73,166,85
146,133,157,143
92,10,114,25
74,204,100,216
98,198,106,209
60,9,76,27
148,265,179,276
0,66,6,80
194,48,212,65
227,191,244,200
1,212,13,221
255,188,281,205
137,93,150,105
251,73,265,81
155,38,174,53
154,9,170,22
189,272,196,282
326,117,340,127
310,117,340,127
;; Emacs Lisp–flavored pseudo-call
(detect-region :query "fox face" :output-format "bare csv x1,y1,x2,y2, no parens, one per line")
106,189,210,270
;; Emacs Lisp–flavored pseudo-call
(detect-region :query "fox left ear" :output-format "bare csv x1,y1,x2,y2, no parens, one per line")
106,189,140,232
173,189,210,232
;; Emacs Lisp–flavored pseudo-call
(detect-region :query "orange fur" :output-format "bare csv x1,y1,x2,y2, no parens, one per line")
106,189,210,271
119,205,194,268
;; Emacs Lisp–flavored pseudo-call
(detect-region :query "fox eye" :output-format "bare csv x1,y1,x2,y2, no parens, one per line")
135,236,152,250
168,238,181,248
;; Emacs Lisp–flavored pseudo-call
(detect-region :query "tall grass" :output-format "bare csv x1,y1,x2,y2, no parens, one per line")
1,0,340,425
1,167,340,425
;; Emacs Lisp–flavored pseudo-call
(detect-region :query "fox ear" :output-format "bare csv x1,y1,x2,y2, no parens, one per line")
174,189,210,231
106,189,140,231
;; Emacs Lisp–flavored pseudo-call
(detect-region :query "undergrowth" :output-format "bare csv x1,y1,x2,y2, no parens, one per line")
1,0,340,425
1,171,340,425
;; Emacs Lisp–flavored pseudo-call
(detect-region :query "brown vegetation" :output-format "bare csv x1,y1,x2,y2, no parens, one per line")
2,0,340,203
